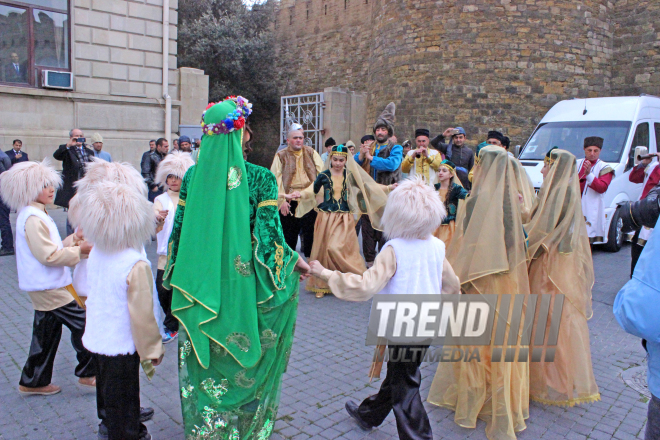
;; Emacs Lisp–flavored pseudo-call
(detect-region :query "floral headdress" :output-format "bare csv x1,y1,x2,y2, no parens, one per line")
201,96,253,136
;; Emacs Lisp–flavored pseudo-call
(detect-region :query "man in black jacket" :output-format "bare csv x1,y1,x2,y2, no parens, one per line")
0,150,13,256
6,139,29,165
142,138,169,202
431,127,474,189
53,129,94,235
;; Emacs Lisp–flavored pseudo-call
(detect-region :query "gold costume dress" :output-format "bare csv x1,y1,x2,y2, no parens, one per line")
306,149,389,295
428,146,530,440
306,169,366,295
433,178,468,245
524,148,600,406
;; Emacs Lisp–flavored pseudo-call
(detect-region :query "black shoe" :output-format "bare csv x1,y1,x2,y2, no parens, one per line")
97,423,108,440
345,400,373,431
140,406,155,422
0,248,14,256
98,421,151,439
139,423,152,440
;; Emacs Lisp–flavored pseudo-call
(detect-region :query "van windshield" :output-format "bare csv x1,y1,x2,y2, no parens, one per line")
520,121,632,162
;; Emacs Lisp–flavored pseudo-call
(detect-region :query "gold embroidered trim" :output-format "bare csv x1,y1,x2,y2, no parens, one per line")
531,393,601,407
178,199,186,206
274,242,284,283
257,200,278,208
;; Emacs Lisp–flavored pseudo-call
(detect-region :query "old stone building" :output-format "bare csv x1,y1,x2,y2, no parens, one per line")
275,0,660,146
0,0,208,167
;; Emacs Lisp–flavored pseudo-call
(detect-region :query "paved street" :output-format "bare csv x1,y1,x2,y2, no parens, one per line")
0,208,649,440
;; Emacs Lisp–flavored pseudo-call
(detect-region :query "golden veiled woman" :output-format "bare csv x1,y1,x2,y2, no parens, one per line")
524,147,600,406
509,156,537,223
304,145,391,297
428,146,530,440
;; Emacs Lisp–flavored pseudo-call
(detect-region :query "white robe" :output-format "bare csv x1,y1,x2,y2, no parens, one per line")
577,158,612,243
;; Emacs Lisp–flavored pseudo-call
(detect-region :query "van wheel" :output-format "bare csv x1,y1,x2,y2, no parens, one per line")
604,208,623,253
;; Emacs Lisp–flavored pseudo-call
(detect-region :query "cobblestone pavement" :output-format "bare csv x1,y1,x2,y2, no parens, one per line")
0,208,649,440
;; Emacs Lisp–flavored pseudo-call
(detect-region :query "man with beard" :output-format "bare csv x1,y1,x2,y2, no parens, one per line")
354,103,403,267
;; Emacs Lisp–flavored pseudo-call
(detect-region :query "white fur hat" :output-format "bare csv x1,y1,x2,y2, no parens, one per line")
0,159,62,210
69,159,148,227
77,181,154,252
382,176,447,240
155,151,194,188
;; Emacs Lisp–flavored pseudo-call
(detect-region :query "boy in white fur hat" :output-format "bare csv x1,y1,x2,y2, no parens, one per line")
309,176,461,440
77,176,164,440
153,151,194,343
0,160,96,396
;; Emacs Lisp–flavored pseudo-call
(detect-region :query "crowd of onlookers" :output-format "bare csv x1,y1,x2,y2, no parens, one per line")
0,131,206,256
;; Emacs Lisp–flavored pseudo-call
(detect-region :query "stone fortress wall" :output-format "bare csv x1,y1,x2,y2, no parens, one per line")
275,0,660,147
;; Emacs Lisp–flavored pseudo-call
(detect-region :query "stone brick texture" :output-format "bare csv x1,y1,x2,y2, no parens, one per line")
275,0,660,147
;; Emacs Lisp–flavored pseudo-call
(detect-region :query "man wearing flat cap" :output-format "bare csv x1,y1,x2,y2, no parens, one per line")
401,128,443,186
577,136,614,244
178,135,192,153
431,126,474,188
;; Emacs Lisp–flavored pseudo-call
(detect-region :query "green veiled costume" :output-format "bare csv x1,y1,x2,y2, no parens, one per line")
163,98,300,440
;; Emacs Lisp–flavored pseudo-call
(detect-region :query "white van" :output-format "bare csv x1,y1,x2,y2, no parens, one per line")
519,95,660,252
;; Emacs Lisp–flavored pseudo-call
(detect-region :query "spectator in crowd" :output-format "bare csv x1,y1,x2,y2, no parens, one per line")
346,140,356,155
0,149,13,256
4,52,27,83
141,138,169,202
141,140,156,176
173,138,179,151
486,130,505,147
431,127,474,188
321,137,336,163
53,129,94,235
194,139,201,150
6,139,28,165
90,133,111,162
178,135,192,153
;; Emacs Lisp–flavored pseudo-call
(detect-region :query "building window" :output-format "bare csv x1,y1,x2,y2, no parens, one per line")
0,0,70,86
324,4,327,14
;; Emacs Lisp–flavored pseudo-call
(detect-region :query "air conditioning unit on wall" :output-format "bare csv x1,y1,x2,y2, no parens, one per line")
42,70,73,90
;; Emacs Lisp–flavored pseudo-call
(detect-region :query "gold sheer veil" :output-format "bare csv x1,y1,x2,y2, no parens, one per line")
509,156,536,223
524,148,594,319
447,146,529,285
317,150,389,230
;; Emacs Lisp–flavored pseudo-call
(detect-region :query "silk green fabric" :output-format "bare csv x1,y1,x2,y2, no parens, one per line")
163,98,300,439
168,100,258,370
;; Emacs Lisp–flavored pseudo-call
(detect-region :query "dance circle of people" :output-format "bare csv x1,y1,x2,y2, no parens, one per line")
0,96,604,440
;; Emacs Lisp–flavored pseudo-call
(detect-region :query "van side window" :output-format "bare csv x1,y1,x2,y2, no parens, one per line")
655,123,660,153
627,122,649,171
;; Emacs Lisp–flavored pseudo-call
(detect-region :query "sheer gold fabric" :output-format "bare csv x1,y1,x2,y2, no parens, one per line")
524,148,599,406
429,146,530,440
312,153,389,230
306,211,366,293
509,157,537,223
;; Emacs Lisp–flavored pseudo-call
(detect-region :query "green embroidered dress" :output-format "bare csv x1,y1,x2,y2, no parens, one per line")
163,99,300,440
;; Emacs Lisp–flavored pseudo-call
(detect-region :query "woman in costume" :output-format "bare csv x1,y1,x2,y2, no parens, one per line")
525,148,600,406
432,159,468,244
306,144,391,298
163,97,310,440
428,146,530,440
509,156,536,223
